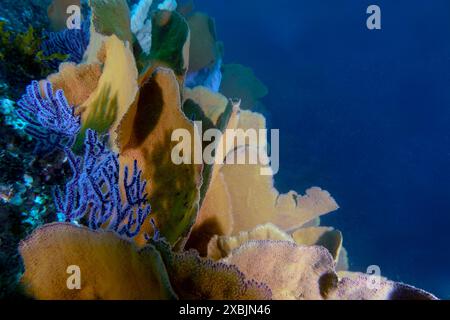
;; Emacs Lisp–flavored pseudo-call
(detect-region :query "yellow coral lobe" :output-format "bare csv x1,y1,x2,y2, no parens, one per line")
336,247,349,271
220,146,338,234
183,98,337,241
229,109,268,152
182,87,240,171
45,62,102,107
77,35,138,150
187,13,220,72
208,101,241,181
291,226,343,261
273,189,339,230
84,0,132,65
183,86,229,126
181,88,240,253
223,240,336,300
163,250,271,300
219,240,436,300
84,28,109,64
117,67,202,247
19,223,176,300
186,172,233,255
207,223,293,260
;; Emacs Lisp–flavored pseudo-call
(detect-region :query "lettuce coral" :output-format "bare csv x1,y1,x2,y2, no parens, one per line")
46,62,102,107
292,226,343,261
207,224,294,260
76,34,138,150
13,0,438,301
220,147,339,233
207,223,347,271
154,240,272,300
19,223,176,299
117,67,202,246
221,240,436,300
223,240,336,300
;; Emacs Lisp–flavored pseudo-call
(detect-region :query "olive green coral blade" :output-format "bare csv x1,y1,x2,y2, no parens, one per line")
117,67,202,247
136,10,190,78
89,0,133,44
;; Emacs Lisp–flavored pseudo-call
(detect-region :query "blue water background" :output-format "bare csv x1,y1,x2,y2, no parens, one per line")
195,0,450,298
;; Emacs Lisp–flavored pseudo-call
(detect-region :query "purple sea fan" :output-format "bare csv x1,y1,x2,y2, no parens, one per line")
16,80,81,154
54,129,152,239
42,19,90,69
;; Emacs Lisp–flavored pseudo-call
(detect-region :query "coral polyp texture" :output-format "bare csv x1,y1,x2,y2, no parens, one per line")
0,0,439,300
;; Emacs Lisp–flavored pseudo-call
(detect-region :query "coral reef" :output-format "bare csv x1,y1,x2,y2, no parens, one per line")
0,96,67,298
0,22,65,99
17,81,81,154
0,0,51,33
54,129,152,238
47,1,83,31
42,19,91,69
0,0,439,300
19,223,176,299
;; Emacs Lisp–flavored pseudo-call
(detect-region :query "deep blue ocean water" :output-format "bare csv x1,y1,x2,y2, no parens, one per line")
196,0,450,298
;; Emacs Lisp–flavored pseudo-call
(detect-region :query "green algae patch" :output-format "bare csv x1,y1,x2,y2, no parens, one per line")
89,0,133,45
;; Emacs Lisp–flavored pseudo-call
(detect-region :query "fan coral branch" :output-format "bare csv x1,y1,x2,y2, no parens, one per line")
41,19,90,69
53,129,152,239
16,80,81,154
